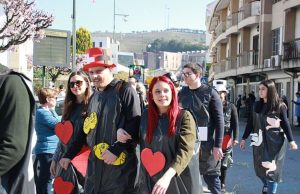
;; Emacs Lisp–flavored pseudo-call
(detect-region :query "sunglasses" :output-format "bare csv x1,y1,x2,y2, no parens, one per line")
70,80,83,88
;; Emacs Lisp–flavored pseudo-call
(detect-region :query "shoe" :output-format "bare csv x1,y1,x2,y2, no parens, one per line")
221,184,226,193
262,186,267,194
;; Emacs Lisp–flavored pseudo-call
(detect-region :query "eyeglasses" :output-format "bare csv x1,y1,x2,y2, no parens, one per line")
70,80,83,88
181,72,194,77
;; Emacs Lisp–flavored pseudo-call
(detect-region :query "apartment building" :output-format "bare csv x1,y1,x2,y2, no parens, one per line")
207,0,300,118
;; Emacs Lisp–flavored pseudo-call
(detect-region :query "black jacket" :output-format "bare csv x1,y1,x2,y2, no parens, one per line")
0,70,35,194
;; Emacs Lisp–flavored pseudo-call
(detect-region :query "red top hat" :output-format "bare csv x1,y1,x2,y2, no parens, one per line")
83,47,116,72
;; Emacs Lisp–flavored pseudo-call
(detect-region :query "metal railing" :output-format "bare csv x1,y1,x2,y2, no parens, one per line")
238,1,261,23
226,13,238,29
283,39,300,60
215,21,226,37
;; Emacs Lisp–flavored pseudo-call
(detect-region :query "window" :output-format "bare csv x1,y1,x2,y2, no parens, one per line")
92,42,95,48
272,28,280,56
99,42,102,47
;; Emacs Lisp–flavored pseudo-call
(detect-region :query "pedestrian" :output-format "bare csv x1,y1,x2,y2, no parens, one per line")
0,69,35,194
33,88,61,194
236,94,242,117
291,92,300,126
136,82,148,111
59,47,141,194
213,81,239,193
57,84,66,99
178,63,224,194
50,71,92,193
118,75,202,194
240,80,298,194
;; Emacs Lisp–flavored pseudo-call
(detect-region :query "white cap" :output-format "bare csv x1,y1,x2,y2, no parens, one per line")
213,80,228,93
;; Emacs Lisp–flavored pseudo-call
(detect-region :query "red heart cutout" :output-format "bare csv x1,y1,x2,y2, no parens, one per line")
53,176,74,194
71,145,91,177
141,148,166,177
55,121,73,145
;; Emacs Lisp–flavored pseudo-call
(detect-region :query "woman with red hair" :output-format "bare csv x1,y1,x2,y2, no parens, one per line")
118,76,202,194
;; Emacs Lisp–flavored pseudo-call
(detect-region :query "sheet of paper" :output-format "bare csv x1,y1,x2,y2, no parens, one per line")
198,127,208,141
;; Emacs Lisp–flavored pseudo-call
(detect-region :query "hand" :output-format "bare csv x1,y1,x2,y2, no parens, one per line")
233,140,239,146
117,128,132,143
289,141,298,150
101,150,117,165
213,147,223,161
50,160,57,177
240,139,246,150
151,168,176,194
59,158,71,170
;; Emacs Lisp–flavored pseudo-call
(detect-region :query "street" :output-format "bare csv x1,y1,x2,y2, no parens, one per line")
213,119,300,194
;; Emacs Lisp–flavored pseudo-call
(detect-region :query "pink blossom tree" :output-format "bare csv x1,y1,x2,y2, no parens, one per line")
0,0,54,52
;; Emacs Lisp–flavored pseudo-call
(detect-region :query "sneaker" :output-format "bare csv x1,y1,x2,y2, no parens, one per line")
262,186,267,194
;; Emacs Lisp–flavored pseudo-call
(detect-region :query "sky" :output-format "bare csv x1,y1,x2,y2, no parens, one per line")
35,0,216,33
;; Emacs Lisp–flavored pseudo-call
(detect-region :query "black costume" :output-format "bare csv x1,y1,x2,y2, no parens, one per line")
220,101,238,186
137,109,202,194
178,84,224,176
242,102,294,182
64,79,141,194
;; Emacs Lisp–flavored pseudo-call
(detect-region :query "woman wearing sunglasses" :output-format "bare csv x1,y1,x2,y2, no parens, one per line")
50,71,92,193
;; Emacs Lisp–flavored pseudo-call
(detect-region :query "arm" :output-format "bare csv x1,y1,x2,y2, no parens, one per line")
37,109,60,129
210,89,224,148
108,85,141,156
0,75,30,175
279,104,298,150
170,111,196,175
230,104,239,143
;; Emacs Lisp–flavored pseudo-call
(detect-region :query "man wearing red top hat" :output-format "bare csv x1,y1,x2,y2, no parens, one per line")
60,47,141,194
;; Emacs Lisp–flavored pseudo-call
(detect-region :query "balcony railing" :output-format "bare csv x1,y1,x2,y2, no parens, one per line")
226,13,238,29
226,57,237,70
238,1,261,23
215,21,226,37
236,51,258,67
283,39,300,60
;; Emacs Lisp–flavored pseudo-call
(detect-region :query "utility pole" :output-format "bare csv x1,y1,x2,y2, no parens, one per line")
72,0,76,71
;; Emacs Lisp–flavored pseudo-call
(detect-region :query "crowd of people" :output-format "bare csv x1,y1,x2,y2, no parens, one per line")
0,47,298,194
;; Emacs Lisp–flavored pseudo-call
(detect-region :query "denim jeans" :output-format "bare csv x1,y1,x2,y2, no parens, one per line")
203,174,222,194
259,176,278,194
33,153,54,194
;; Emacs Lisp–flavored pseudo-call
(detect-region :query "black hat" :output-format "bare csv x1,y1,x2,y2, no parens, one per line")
163,72,179,87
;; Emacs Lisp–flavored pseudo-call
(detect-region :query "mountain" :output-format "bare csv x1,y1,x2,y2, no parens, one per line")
92,29,206,53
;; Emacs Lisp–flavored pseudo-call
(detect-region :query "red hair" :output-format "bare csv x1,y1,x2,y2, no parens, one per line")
146,76,181,143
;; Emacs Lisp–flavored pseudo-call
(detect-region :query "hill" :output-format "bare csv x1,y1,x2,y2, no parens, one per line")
92,30,206,53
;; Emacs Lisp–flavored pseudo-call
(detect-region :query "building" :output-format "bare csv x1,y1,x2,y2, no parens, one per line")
207,0,300,122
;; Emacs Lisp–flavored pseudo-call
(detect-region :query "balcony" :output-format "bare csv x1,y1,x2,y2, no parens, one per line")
283,38,300,60
226,13,238,29
226,57,237,70
237,51,258,67
215,21,226,37
238,1,261,28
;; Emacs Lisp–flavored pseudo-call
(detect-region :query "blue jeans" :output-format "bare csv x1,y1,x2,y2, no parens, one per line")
260,177,278,194
33,154,54,194
203,174,222,194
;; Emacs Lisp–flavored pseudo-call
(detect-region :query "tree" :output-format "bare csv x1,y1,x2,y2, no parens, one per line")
0,0,54,52
146,39,208,53
75,27,92,54
114,71,129,81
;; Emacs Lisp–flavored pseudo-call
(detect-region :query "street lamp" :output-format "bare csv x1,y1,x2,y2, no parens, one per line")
113,0,129,41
